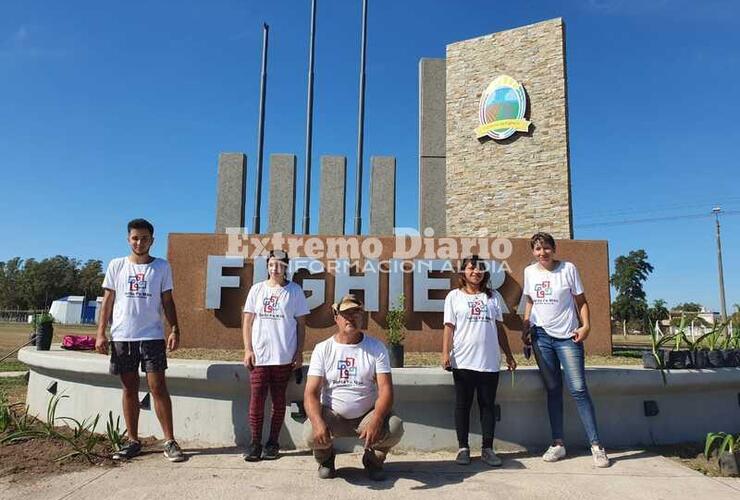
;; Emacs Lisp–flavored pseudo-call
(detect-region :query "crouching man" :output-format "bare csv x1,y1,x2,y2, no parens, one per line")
303,294,404,481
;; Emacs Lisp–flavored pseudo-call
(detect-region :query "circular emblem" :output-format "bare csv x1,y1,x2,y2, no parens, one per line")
475,75,530,141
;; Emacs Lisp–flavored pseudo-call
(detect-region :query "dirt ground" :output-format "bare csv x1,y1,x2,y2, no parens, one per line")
0,432,118,483
650,442,724,477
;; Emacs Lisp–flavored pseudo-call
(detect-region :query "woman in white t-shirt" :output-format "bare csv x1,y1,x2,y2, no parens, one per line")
242,250,310,462
442,255,516,467
521,232,609,468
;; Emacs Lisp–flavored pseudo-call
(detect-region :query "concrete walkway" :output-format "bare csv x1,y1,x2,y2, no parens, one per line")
2,449,739,500
0,371,26,378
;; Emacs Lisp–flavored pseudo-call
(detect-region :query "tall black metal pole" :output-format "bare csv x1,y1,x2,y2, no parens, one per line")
713,207,728,321
252,23,269,234
302,0,317,234
353,0,368,235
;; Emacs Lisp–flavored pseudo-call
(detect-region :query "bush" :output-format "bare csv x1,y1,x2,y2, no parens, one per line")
385,295,406,346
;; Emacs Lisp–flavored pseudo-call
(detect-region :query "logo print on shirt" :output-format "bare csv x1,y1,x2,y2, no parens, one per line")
262,295,281,314
128,273,147,292
336,357,357,380
534,281,552,299
467,298,490,322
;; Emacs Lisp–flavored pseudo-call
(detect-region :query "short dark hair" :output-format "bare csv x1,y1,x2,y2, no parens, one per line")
530,232,556,250
127,218,154,236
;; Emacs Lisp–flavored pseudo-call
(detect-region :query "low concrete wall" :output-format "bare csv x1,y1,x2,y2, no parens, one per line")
19,347,740,451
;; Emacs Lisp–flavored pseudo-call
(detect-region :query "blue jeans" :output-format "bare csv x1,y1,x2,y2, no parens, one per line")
532,326,600,445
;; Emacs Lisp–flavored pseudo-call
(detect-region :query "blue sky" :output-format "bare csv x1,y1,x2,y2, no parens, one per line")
1,0,738,312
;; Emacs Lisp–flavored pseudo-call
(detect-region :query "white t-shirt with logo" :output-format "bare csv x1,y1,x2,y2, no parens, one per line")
307,334,391,419
443,289,504,372
243,280,311,366
523,261,584,339
102,257,173,342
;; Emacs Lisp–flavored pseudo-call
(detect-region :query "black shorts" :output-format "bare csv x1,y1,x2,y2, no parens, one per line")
109,340,168,375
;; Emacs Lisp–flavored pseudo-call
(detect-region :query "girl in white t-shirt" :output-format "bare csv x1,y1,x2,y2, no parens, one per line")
242,250,310,462
521,232,609,468
442,255,516,467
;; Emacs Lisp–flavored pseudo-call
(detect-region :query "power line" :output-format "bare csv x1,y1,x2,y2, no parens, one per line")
575,209,740,228
575,195,740,222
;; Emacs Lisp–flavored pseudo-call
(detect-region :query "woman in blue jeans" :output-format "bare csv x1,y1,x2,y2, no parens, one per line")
521,232,610,468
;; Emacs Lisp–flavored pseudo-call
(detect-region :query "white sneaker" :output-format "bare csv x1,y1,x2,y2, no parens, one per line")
591,446,610,468
542,444,566,462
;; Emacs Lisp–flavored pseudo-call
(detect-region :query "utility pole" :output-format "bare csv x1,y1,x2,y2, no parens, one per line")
301,0,317,234
252,24,269,234
353,0,368,235
712,207,728,322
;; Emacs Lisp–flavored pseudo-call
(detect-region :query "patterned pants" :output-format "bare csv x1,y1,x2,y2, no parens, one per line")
249,364,293,444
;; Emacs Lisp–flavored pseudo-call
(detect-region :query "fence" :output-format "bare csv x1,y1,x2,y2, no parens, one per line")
0,309,46,324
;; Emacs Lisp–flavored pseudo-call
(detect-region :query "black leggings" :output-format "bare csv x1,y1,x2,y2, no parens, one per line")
452,368,500,449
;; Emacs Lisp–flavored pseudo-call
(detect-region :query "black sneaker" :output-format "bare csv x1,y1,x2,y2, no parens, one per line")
163,439,186,462
362,449,386,481
243,443,262,462
112,440,142,461
261,441,280,460
455,447,471,465
317,452,336,479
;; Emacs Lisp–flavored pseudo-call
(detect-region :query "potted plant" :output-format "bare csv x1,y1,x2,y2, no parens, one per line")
720,325,740,367
722,331,740,367
666,329,691,369
685,330,712,369
34,312,55,351
706,432,740,477
385,294,406,368
704,321,729,368
641,320,671,370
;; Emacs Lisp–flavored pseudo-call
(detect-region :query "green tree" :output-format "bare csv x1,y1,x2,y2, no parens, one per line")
671,302,709,327
611,249,654,326
0,258,25,309
20,256,81,309
647,299,669,323
672,302,702,312
78,259,105,300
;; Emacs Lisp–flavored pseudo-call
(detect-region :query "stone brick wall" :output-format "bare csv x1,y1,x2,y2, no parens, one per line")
446,18,573,239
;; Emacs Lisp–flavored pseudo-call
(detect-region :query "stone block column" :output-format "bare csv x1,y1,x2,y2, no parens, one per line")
369,156,396,235
267,154,297,234
419,58,447,236
215,153,247,233
318,155,347,235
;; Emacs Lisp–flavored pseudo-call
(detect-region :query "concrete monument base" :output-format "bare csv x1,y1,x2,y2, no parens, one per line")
20,347,740,451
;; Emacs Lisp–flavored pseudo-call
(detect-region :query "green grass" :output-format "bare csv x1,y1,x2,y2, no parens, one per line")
0,375,28,404
611,334,652,346
0,360,27,372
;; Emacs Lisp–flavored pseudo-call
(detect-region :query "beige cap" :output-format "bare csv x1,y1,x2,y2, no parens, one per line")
332,293,364,314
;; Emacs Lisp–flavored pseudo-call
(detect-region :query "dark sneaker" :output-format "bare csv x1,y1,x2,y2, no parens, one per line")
261,441,280,460
455,447,471,465
163,439,186,462
243,442,263,462
362,449,386,481
317,453,336,479
481,447,502,467
112,440,142,461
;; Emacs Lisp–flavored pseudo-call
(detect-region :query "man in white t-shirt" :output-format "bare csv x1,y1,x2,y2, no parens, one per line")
95,218,184,463
303,294,404,481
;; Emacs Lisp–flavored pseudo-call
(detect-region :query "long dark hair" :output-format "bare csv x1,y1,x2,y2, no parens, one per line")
457,255,492,297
